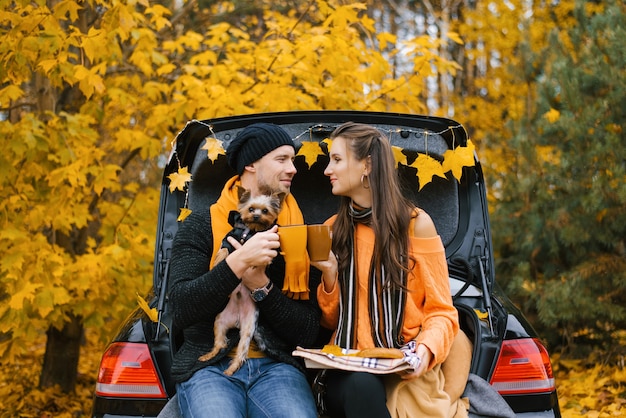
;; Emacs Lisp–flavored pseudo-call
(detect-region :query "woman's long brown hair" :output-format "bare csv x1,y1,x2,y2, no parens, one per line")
330,122,415,290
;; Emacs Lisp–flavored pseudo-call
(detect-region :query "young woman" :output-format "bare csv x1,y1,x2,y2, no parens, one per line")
312,122,460,418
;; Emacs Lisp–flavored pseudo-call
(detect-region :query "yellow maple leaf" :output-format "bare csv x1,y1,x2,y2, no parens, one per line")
297,141,324,167
137,293,159,323
201,137,225,162
177,207,192,222
442,139,476,181
168,166,192,192
391,145,407,166
9,282,43,309
446,31,464,45
411,154,446,190
52,0,83,21
377,32,397,49
544,108,560,123
474,309,489,321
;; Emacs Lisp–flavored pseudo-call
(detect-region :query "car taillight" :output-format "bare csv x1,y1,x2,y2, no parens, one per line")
490,338,556,395
96,342,167,398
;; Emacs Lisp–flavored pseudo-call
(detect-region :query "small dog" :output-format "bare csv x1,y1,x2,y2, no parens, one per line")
198,187,284,375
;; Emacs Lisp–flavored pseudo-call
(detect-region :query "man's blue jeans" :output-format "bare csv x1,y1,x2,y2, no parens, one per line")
176,357,318,418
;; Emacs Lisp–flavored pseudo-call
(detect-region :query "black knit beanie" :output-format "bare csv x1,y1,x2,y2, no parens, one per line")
226,123,295,174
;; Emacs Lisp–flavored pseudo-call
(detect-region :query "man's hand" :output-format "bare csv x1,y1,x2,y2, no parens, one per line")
225,225,279,287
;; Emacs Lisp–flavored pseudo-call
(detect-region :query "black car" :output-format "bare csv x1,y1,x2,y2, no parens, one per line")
92,111,561,417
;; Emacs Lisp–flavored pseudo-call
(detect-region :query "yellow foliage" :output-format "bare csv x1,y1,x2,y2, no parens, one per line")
536,145,562,167
9,282,43,310
544,108,561,123
551,330,626,417
0,0,474,405
447,31,464,45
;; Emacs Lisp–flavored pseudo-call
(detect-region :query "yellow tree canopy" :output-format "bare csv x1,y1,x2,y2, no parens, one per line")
0,0,472,362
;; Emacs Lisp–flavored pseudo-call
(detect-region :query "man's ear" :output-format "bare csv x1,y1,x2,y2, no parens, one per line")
243,163,256,173
238,188,251,204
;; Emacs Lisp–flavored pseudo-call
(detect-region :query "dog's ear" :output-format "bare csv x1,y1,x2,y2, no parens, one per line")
238,188,251,204
272,192,287,210
236,186,247,199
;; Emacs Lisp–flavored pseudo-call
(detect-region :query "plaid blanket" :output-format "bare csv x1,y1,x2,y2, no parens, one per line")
293,344,418,374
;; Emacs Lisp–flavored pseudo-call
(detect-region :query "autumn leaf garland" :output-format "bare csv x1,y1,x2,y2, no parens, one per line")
167,166,192,193
168,132,476,220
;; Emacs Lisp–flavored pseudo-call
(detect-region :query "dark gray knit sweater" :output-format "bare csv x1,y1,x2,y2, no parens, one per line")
168,209,322,383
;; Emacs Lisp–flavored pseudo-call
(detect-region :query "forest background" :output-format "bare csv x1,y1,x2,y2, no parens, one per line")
1,0,624,416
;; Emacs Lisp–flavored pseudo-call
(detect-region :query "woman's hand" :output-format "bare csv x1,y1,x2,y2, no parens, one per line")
310,250,338,292
400,343,432,380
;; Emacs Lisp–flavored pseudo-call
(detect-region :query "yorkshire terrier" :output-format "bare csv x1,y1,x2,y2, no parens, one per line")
198,187,285,375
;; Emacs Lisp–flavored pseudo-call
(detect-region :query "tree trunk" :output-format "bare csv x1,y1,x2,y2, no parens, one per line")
39,314,84,393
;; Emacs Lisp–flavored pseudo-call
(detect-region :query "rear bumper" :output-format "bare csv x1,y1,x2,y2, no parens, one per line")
516,412,558,418
504,390,561,417
92,396,168,418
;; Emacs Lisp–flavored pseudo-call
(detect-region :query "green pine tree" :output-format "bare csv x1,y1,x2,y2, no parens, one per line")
491,0,626,350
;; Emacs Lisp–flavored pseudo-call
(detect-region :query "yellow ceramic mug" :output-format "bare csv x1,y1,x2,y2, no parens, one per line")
278,225,308,259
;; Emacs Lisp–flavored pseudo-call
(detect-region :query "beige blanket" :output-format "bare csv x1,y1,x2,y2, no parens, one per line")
385,331,473,418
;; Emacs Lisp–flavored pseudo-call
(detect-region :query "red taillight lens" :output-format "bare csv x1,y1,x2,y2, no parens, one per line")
96,342,167,398
490,338,555,395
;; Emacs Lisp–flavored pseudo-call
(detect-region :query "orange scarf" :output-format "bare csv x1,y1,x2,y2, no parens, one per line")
209,176,310,300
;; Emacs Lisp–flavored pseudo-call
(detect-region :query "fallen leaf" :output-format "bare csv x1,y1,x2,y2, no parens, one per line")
136,293,158,323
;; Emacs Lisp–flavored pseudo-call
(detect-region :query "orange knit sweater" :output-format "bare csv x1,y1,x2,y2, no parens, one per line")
317,219,459,369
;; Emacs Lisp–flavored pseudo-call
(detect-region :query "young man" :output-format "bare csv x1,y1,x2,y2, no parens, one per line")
168,123,320,418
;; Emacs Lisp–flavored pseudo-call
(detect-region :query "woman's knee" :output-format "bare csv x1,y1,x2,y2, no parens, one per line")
343,372,386,398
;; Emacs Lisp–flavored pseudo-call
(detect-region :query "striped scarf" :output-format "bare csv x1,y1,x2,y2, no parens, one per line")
334,207,407,349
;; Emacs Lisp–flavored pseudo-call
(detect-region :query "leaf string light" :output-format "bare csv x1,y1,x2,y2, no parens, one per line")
290,124,474,187
168,122,476,214
171,122,226,222
200,123,226,162
167,147,193,221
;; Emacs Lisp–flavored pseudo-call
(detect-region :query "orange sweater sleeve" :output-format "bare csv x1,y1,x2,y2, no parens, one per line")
317,274,340,330
404,235,459,369
317,215,341,330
